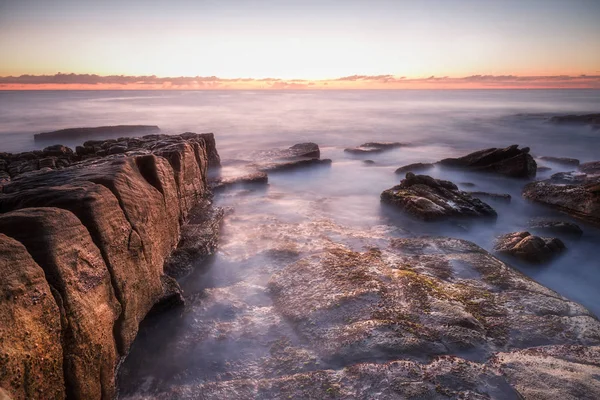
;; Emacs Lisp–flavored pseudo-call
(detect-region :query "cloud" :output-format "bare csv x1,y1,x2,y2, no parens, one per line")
1,73,599,90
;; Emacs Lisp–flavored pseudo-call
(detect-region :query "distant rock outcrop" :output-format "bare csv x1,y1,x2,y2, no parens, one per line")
33,124,160,142
539,156,580,166
345,142,406,154
381,173,497,221
0,133,220,399
549,113,600,128
438,144,537,178
394,162,434,174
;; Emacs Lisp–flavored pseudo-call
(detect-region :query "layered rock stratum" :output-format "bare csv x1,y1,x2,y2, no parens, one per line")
0,133,220,399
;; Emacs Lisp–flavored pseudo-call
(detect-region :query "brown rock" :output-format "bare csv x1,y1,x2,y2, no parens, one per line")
394,162,434,174
0,208,120,400
0,234,65,400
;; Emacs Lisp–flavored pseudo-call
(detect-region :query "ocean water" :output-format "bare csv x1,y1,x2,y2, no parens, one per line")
1,90,599,396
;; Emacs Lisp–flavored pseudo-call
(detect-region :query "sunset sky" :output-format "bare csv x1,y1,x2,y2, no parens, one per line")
1,0,599,89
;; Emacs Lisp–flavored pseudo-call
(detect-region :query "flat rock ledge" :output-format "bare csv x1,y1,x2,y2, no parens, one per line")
345,142,407,154
523,167,600,226
494,231,566,263
0,133,221,399
381,172,497,221
438,144,537,178
33,124,161,142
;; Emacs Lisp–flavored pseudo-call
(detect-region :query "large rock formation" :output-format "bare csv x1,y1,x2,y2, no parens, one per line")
0,133,220,399
523,169,600,225
381,173,497,221
438,144,537,178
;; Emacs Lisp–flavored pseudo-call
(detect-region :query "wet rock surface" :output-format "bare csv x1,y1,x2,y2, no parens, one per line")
438,144,537,178
523,170,600,225
381,173,497,221
345,142,406,154
0,133,220,399
579,160,600,175
467,191,512,202
494,231,566,263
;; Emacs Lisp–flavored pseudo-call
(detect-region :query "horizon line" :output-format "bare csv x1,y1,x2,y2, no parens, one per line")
1,72,600,90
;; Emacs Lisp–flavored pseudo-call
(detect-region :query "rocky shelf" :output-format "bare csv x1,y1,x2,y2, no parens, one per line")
0,133,221,399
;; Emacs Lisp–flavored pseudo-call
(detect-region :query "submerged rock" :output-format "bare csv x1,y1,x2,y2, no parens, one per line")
467,191,512,202
258,158,332,172
210,170,268,191
523,171,600,225
539,156,580,166
494,231,566,263
381,173,497,221
549,113,600,128
345,142,406,154
438,144,537,178
394,162,434,174
528,218,583,238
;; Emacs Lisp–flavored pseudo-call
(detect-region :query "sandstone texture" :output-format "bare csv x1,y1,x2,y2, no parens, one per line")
523,169,600,225
528,218,583,238
438,144,537,178
494,231,566,263
381,173,497,221
0,132,220,399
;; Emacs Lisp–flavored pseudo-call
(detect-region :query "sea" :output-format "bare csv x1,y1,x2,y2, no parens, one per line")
1,89,599,397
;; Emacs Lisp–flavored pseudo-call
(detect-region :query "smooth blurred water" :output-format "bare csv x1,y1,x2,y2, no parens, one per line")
1,90,599,397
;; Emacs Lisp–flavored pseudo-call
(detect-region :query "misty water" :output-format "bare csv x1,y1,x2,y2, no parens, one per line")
1,90,599,396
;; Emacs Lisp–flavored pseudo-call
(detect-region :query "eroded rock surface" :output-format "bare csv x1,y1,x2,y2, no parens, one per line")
528,218,583,238
381,173,497,221
494,231,566,263
580,161,600,175
0,133,220,399
438,144,537,178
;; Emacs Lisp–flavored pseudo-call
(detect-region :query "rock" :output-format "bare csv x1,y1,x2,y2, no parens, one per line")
539,156,580,166
467,191,512,202
38,157,57,169
107,144,128,155
362,159,375,165
580,161,600,175
0,233,65,400
528,218,583,238
164,203,224,278
460,182,476,187
286,142,320,159
182,132,221,168
438,144,537,178
0,208,121,399
42,144,74,157
537,165,552,172
210,170,268,191
394,162,434,174
549,113,600,127
34,125,161,142
258,158,332,173
344,142,406,154
0,133,220,398
380,173,497,221
494,231,566,263
267,238,600,387
523,172,600,225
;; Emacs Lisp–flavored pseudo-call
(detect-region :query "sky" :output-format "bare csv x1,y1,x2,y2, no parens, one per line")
0,0,599,89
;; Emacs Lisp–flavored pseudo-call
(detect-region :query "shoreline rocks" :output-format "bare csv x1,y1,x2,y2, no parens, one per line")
467,191,512,203
539,156,580,166
438,144,536,178
381,173,497,221
0,133,221,399
549,113,600,128
394,162,434,174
